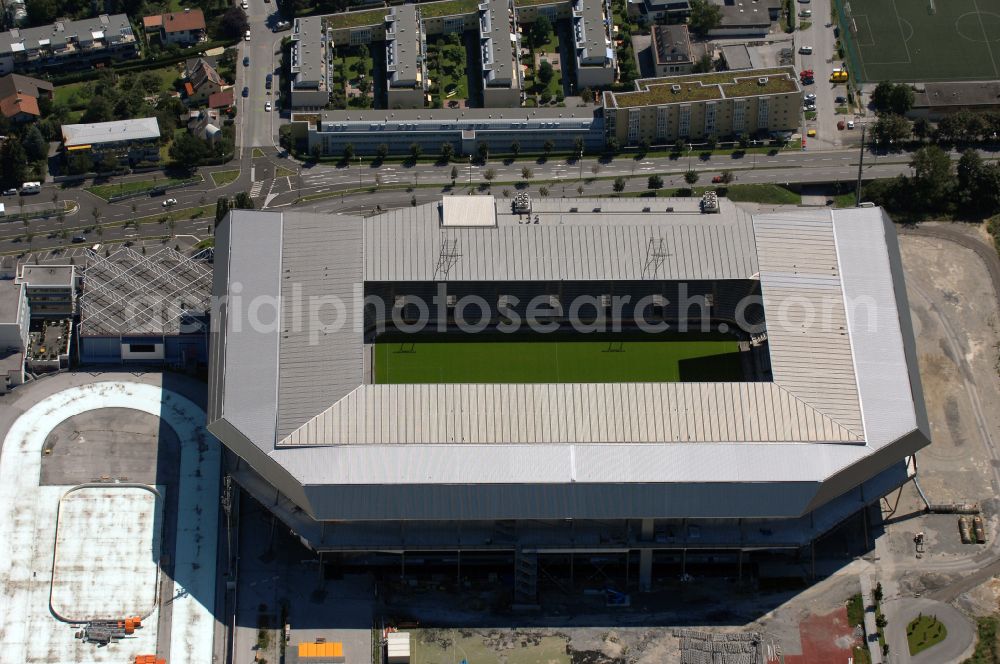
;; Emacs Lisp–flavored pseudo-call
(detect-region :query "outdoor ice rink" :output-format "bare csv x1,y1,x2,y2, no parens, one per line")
0,378,219,664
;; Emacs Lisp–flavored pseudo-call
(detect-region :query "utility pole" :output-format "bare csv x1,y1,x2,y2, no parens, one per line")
357,156,362,190
855,123,867,207
468,154,472,187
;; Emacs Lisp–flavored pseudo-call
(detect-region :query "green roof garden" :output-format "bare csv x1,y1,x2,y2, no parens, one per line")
514,0,564,7
419,0,480,18
324,8,388,30
612,67,799,107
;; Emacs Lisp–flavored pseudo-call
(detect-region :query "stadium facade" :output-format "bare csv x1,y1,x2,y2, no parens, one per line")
207,196,928,593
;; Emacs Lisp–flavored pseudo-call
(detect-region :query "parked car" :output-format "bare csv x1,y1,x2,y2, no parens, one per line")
71,235,86,243
804,103,816,111
264,101,272,112
241,0,248,7
265,73,273,89
835,95,847,103
243,56,250,66
2,188,17,196
807,129,817,137
799,46,813,54
245,29,251,40
162,198,177,207
838,120,846,130
242,86,249,97
847,120,855,129
711,175,724,183
799,8,812,16
805,93,816,101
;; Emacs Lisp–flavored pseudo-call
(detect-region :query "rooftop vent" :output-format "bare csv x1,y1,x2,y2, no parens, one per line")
671,84,682,92
758,77,768,85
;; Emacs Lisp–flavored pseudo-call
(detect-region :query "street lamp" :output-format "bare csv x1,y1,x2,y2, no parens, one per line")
357,156,362,190
468,154,473,188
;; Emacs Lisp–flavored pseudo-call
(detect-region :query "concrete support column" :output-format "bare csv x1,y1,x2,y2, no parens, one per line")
639,518,654,591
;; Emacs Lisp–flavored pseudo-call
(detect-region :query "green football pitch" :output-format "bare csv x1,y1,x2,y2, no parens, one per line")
373,334,743,384
835,0,1000,82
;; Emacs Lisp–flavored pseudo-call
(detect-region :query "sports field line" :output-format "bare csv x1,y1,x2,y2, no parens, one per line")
853,14,876,47
891,0,914,65
971,0,1000,77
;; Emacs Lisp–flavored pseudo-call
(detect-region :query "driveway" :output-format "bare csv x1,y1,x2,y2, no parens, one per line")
882,597,975,664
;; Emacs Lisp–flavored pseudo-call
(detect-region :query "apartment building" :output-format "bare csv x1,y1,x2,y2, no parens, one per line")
0,14,140,76
294,106,603,156
385,4,426,109
602,67,802,145
651,24,694,76
480,0,522,107
62,117,161,167
290,16,332,109
570,0,615,87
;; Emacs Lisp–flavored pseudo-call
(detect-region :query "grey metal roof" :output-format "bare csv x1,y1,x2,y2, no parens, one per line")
276,213,365,438
62,117,160,147
209,202,929,519
364,196,758,282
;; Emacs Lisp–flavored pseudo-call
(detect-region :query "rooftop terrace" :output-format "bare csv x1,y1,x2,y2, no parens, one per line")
610,67,799,107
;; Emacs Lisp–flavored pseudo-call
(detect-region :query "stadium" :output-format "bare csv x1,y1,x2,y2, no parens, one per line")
207,195,929,595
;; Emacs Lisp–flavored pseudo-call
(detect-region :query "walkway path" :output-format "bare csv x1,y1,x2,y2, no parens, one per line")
883,597,975,664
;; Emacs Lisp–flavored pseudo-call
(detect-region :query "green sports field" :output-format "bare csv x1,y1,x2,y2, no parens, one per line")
835,0,1000,82
373,334,743,384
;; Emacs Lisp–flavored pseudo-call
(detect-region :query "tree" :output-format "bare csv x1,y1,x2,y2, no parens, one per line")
913,118,930,141
343,143,355,161
82,95,113,124
738,133,751,149
539,186,549,197
875,614,888,630
870,81,895,114
606,137,620,153
648,174,664,190
232,192,255,210
692,53,713,73
689,0,722,37
888,84,914,115
684,169,700,185
1,138,27,188
169,133,209,171
591,164,600,177
409,142,422,161
510,140,521,157
872,114,911,146
219,7,249,39
98,152,119,174
215,196,231,224
909,145,954,210
23,124,48,162
957,149,1000,215
874,582,884,603
539,60,555,86
574,137,585,157
673,138,687,153
376,143,389,161
26,0,60,24
580,87,594,104
521,166,533,180
613,176,627,194
440,142,454,161
532,16,553,48
638,138,650,155
483,168,496,184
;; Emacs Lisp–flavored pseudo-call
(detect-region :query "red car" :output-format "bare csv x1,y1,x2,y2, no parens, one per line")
711,175,724,183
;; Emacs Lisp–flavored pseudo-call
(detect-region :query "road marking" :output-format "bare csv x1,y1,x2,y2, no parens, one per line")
249,181,264,197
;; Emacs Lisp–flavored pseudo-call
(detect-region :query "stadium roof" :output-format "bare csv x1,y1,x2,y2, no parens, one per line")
207,198,929,521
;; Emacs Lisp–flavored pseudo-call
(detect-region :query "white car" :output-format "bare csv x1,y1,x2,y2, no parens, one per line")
799,46,813,54
804,102,816,111
241,0,248,7
244,29,251,41
162,198,177,207
847,120,855,129
264,101,272,112
805,93,816,101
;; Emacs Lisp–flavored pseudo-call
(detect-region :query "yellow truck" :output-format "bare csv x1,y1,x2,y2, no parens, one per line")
830,68,849,82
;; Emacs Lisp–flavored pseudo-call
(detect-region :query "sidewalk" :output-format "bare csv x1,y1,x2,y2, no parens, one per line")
859,573,884,664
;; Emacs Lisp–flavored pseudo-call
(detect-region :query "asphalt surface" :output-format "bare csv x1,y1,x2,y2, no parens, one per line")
883,597,975,664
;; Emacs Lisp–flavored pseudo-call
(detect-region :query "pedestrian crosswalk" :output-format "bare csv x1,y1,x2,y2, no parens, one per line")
249,181,264,197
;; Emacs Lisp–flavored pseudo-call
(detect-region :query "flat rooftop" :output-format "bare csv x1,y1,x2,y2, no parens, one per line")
62,117,160,147
480,0,516,86
0,13,135,57
914,80,1000,108
18,264,74,287
0,280,22,325
291,16,328,90
386,5,420,88
607,66,799,107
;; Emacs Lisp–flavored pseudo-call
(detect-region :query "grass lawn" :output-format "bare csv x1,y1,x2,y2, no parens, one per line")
276,166,296,178
427,37,468,104
373,333,743,384
86,174,201,201
907,615,948,656
211,169,240,187
967,616,999,664
53,81,93,110
252,147,266,158
628,184,800,205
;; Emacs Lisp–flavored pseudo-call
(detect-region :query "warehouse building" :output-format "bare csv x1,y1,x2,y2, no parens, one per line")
602,67,802,145
208,196,928,597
